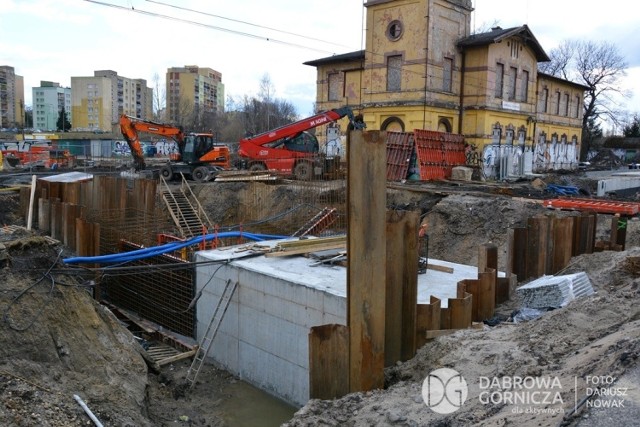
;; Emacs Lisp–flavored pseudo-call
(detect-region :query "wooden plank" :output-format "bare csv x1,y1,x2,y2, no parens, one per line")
427,264,454,273
476,271,495,320
526,216,549,280
478,243,498,306
416,296,441,349
265,238,346,257
449,292,472,330
156,349,196,366
385,209,419,366
510,227,527,281
38,198,51,234
50,199,62,241
495,277,512,304
347,130,386,393
309,324,349,400
610,214,627,251
551,216,574,274
583,212,596,254
440,307,451,330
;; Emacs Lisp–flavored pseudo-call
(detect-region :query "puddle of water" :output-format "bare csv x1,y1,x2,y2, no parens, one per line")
219,380,297,427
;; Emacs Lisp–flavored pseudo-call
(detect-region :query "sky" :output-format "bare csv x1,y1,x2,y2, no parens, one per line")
1,0,638,130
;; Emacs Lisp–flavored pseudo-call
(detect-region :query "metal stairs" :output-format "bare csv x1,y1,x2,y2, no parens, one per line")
185,279,238,388
160,174,213,238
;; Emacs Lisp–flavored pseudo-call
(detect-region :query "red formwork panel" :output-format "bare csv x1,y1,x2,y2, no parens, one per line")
414,129,466,181
385,131,415,181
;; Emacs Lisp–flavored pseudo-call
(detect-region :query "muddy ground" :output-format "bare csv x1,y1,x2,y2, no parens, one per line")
0,169,639,426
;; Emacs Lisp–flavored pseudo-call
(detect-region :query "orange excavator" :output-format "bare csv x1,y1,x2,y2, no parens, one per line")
119,114,230,182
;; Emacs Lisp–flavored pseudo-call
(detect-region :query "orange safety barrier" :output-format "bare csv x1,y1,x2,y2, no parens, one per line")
543,198,639,216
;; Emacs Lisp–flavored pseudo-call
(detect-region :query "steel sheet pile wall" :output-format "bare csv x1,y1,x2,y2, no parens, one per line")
24,175,195,337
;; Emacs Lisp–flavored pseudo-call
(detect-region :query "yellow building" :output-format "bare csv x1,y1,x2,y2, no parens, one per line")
304,0,588,177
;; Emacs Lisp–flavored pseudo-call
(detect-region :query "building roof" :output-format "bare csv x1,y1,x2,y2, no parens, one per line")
537,72,591,91
457,25,550,62
303,50,365,67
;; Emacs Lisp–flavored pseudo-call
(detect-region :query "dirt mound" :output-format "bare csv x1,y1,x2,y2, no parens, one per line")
0,237,151,426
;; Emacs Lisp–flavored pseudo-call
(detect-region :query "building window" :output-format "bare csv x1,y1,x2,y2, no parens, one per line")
517,126,526,144
564,93,570,116
521,70,529,102
387,55,402,92
555,91,561,115
510,41,520,59
438,117,452,133
495,63,504,98
443,58,453,92
508,67,517,100
386,20,403,41
381,116,405,131
492,123,502,145
539,88,549,113
328,73,341,101
505,125,514,145
575,95,581,118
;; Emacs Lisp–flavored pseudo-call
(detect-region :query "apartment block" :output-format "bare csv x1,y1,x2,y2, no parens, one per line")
71,70,152,132
32,81,71,131
0,65,25,129
166,65,224,125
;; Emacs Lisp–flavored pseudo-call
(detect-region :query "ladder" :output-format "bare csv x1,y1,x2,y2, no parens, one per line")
185,279,238,388
292,207,338,237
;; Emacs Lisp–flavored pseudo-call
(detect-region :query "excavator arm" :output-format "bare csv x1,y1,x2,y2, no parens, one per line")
119,114,184,170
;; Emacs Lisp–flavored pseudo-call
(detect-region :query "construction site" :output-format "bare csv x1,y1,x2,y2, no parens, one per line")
1,126,640,427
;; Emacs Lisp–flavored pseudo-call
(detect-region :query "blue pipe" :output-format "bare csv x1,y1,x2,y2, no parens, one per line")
63,232,287,265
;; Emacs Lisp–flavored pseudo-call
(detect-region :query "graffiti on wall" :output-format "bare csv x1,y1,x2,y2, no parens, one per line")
532,133,578,173
154,140,179,156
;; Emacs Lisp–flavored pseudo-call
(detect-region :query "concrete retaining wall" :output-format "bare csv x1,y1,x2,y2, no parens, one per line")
195,251,346,407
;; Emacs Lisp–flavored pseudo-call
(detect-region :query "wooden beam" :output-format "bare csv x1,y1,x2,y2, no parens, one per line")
347,130,386,393
385,209,419,366
309,324,349,400
526,215,549,280
551,216,574,274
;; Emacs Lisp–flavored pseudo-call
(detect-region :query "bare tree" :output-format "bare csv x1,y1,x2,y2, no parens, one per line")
217,76,299,143
152,73,166,121
539,39,630,156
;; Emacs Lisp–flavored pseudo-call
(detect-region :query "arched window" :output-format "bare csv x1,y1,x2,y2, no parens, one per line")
437,118,452,133
505,124,515,145
381,117,405,132
492,122,502,145
517,125,526,145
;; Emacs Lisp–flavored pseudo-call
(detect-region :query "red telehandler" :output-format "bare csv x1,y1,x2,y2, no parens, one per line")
237,107,365,180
